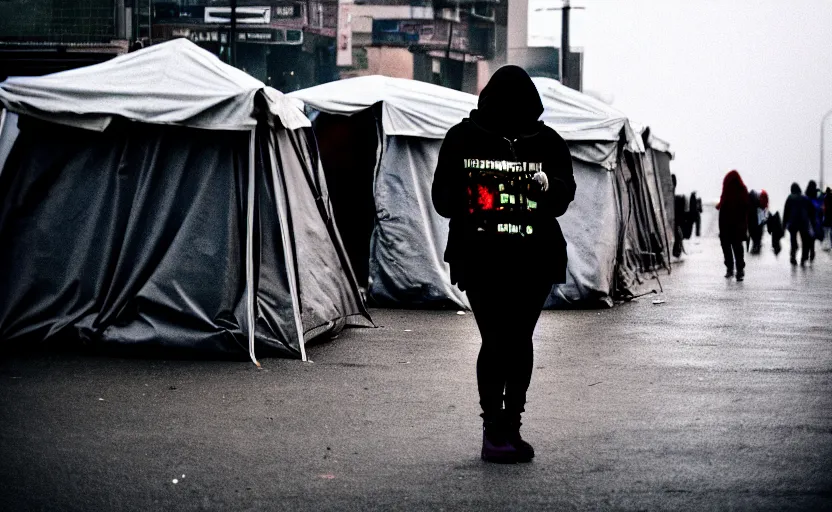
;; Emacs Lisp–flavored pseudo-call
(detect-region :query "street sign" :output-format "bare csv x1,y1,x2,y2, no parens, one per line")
204,7,271,24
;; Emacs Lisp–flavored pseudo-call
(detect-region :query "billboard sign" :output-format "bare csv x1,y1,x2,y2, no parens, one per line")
204,7,271,24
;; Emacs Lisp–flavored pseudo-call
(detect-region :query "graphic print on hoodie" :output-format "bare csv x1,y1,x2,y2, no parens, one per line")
465,158,544,236
432,65,577,286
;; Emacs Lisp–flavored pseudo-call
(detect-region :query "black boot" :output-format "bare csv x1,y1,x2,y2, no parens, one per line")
481,412,519,464
503,413,534,463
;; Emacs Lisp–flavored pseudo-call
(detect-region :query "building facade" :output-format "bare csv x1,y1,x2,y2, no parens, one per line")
342,0,500,94
502,0,582,90
342,0,580,94
0,0,580,93
0,0,131,80
151,1,339,91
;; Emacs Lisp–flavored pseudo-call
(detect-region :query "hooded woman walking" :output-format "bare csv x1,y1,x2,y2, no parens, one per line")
432,66,576,463
805,180,823,261
716,170,749,280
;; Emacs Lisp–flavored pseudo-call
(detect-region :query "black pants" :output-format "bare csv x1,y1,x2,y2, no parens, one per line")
466,277,553,421
790,229,812,263
749,224,763,254
720,237,745,274
672,226,684,257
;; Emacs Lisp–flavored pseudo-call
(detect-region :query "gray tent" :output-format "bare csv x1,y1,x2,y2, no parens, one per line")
642,128,676,249
290,75,669,308
0,39,371,365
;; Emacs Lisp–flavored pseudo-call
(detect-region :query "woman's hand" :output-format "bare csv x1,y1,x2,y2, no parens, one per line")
532,171,549,192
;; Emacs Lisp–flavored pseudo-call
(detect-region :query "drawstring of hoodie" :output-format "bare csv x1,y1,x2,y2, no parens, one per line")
503,137,518,160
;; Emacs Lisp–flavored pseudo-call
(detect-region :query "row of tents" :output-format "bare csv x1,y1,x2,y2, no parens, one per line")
0,39,675,364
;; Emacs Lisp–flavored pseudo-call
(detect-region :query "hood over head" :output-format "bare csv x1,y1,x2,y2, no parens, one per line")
471,65,543,138
720,170,748,207
791,182,802,195
806,180,818,198
759,189,769,209
723,170,745,190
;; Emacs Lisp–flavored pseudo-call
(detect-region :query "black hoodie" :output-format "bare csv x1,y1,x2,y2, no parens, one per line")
431,66,576,289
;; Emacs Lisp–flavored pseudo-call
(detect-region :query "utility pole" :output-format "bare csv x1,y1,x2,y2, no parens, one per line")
229,0,237,66
822,109,832,191
561,0,570,87
132,0,138,43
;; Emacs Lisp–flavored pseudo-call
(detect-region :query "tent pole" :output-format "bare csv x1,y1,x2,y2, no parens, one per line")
268,130,308,362
246,128,261,368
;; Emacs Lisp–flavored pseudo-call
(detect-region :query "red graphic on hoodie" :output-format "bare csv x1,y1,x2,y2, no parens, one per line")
468,184,496,213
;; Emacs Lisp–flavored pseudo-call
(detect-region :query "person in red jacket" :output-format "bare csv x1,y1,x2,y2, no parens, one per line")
716,170,750,280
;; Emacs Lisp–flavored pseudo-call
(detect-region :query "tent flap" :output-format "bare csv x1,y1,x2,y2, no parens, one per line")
0,119,255,355
367,137,469,309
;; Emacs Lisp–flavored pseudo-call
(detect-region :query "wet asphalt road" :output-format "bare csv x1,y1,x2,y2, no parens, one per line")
1,235,831,511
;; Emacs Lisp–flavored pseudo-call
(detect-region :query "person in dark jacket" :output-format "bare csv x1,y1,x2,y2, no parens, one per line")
823,187,832,251
672,174,685,257
783,182,812,266
805,180,823,261
716,170,749,280
689,191,703,237
432,65,576,464
747,190,762,254
767,210,784,255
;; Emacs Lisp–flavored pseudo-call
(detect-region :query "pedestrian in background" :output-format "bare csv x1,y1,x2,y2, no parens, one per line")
767,210,785,255
783,182,812,266
747,189,769,255
432,65,576,464
805,180,823,261
747,190,762,254
716,170,749,281
689,191,703,237
672,174,685,258
823,187,832,252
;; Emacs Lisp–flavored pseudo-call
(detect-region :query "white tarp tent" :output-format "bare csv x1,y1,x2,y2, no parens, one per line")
0,39,370,365
290,75,663,308
0,38,310,132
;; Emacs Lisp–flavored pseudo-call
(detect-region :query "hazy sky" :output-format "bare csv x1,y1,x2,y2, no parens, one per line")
574,0,832,208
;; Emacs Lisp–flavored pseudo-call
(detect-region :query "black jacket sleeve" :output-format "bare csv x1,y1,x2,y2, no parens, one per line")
542,131,576,218
431,125,465,219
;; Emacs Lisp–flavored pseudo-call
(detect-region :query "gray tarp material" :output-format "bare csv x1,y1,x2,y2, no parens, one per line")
291,76,667,308
0,38,310,132
0,41,369,363
531,77,643,169
616,153,657,297
631,123,675,266
545,160,619,307
644,130,676,248
288,75,477,139
0,110,18,176
368,137,469,308
273,128,370,339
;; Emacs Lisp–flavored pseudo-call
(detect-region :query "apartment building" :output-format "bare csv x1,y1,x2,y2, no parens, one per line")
151,1,340,91
342,0,500,93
